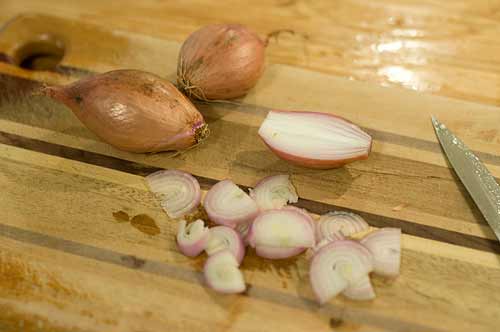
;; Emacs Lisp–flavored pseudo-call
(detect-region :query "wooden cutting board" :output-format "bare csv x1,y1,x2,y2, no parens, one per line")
0,14,499,332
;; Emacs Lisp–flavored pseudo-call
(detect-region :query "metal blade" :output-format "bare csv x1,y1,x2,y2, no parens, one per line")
431,116,500,242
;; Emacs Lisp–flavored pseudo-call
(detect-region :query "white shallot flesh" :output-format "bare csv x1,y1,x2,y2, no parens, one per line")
361,228,401,277
204,179,259,227
248,209,315,249
282,205,316,233
255,246,305,260
316,211,369,242
176,219,209,257
235,221,252,245
249,174,298,210
205,226,245,264
258,110,372,169
310,240,373,304
146,170,201,218
342,275,376,301
204,250,246,294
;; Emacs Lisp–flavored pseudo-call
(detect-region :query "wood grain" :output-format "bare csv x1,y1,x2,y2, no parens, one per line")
1,144,499,332
1,12,500,332
2,0,500,106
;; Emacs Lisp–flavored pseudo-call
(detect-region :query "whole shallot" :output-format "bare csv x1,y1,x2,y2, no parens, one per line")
177,24,265,100
41,69,209,153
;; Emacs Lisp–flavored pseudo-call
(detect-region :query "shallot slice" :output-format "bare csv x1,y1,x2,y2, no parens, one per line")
204,250,246,294
255,246,305,260
249,174,298,210
235,221,252,245
361,228,401,277
310,240,373,304
316,211,369,242
176,220,209,257
342,275,376,301
283,206,316,233
248,209,315,248
146,170,201,218
258,110,372,169
205,226,245,264
311,234,345,252
204,180,259,227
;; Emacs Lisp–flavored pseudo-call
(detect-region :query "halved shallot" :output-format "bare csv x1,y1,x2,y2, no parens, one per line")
361,228,401,277
342,275,376,301
258,110,372,169
176,219,209,257
249,174,298,210
248,209,315,248
204,180,259,227
310,240,373,304
205,226,245,264
204,250,246,294
146,170,201,218
316,211,369,242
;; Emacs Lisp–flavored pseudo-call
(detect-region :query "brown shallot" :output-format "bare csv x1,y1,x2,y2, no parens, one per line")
41,69,209,153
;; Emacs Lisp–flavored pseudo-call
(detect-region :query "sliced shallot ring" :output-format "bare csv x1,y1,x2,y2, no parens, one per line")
248,209,315,248
258,110,372,169
205,226,245,264
311,234,345,252
249,174,298,210
146,170,201,218
255,246,305,260
204,179,259,227
342,275,376,301
235,221,252,245
316,211,369,242
310,240,373,304
204,250,246,294
176,219,209,257
361,228,401,277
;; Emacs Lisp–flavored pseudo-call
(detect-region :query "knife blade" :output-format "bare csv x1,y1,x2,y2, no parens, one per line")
431,116,500,242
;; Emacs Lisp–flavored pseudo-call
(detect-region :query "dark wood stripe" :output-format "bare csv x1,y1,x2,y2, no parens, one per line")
0,222,443,332
0,130,498,254
2,71,500,167
54,65,96,77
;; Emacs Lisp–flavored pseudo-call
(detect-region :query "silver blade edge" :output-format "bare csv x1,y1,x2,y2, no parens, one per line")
431,116,500,242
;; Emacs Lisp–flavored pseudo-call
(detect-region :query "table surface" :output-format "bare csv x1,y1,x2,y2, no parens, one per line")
1,2,500,332
2,0,500,106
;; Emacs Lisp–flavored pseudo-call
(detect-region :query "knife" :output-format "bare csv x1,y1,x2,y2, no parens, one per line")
431,116,500,242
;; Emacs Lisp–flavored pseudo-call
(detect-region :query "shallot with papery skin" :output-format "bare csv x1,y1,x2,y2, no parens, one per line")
146,170,201,218
248,209,315,249
204,250,246,294
361,228,401,277
258,110,372,169
204,179,259,227
205,226,245,264
315,211,369,242
176,220,209,257
40,70,209,153
310,240,373,304
177,24,265,100
249,174,298,211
